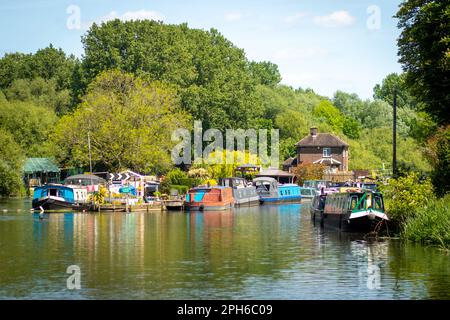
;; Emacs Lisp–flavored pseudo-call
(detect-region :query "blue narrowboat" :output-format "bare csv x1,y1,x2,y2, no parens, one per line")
253,177,302,204
32,184,89,211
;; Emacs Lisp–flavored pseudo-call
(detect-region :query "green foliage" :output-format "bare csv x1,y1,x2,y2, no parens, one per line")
51,70,190,174
427,126,450,196
396,0,450,125
249,61,282,86
81,20,259,130
342,117,361,139
4,77,71,115
0,45,78,90
0,129,24,196
275,109,309,140
196,150,261,180
373,73,416,108
169,185,190,195
90,186,107,205
403,195,450,249
166,168,189,186
379,172,435,225
0,99,57,156
292,163,326,186
313,100,344,131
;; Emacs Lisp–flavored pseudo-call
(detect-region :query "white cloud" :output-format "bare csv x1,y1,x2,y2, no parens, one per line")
284,12,309,24
83,9,164,29
224,12,245,22
313,11,355,28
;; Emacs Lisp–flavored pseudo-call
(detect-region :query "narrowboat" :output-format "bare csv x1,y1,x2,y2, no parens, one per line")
219,177,260,207
253,177,302,204
32,184,89,212
311,191,389,232
300,187,319,201
184,186,234,211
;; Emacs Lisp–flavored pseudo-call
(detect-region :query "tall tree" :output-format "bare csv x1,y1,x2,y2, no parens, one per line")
80,20,259,130
396,0,450,124
51,70,191,174
0,128,24,196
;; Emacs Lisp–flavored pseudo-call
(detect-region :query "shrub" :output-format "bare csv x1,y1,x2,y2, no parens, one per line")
379,172,435,225
403,195,450,249
292,163,326,186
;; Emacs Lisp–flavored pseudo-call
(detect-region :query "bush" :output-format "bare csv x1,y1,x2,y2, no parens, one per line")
379,172,435,225
403,195,450,249
170,185,189,195
292,163,326,186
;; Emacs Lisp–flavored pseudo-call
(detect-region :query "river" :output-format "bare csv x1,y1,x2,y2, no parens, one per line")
0,198,449,299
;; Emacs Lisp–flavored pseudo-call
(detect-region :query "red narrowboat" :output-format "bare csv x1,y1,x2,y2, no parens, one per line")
185,186,234,211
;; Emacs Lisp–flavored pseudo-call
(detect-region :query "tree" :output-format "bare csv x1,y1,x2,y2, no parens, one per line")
396,0,450,125
51,70,191,174
0,129,24,196
313,100,344,132
373,73,416,108
80,20,260,130
0,99,57,156
249,61,282,86
292,163,326,186
427,125,450,196
342,117,361,139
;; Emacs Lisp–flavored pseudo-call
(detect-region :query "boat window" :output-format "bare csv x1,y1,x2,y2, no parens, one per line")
349,196,358,210
49,189,58,196
373,195,384,210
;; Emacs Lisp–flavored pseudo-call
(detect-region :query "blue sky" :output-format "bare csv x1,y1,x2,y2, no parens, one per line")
0,0,403,99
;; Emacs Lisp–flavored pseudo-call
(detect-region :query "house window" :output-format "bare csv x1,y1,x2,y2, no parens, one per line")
323,147,331,157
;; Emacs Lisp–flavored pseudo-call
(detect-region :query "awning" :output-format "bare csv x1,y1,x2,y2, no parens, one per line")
23,158,60,174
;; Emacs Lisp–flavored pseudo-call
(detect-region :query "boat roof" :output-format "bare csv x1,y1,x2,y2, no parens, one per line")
253,177,277,183
35,184,73,190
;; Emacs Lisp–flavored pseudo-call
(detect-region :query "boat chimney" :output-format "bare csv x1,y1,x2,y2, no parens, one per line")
310,127,318,137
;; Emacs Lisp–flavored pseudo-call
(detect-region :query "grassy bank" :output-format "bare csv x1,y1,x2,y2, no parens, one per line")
403,195,450,250
381,173,450,250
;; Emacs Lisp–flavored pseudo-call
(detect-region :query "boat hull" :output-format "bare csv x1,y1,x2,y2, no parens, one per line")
234,197,260,207
260,196,301,204
312,210,387,232
32,197,89,212
185,202,234,211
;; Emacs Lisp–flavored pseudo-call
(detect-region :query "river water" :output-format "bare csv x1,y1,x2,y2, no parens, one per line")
0,198,449,299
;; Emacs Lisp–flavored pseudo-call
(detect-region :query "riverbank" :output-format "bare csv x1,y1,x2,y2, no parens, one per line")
381,173,450,250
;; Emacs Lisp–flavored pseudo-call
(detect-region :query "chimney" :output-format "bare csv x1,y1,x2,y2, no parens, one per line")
310,127,318,137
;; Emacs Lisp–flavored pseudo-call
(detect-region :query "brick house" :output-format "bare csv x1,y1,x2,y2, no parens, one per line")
284,127,349,173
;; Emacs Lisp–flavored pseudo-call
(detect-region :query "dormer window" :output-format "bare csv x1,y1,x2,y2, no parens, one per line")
323,147,331,157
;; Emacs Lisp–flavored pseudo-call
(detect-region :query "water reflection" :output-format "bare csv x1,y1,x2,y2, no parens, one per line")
0,201,449,299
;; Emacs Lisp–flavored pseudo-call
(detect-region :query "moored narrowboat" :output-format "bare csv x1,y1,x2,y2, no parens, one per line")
185,186,234,211
311,191,389,232
32,184,89,212
219,177,260,207
300,187,319,201
253,177,302,204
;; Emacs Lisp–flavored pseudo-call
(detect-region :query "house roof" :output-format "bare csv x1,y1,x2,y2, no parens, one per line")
296,133,349,147
23,158,60,174
256,168,295,177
